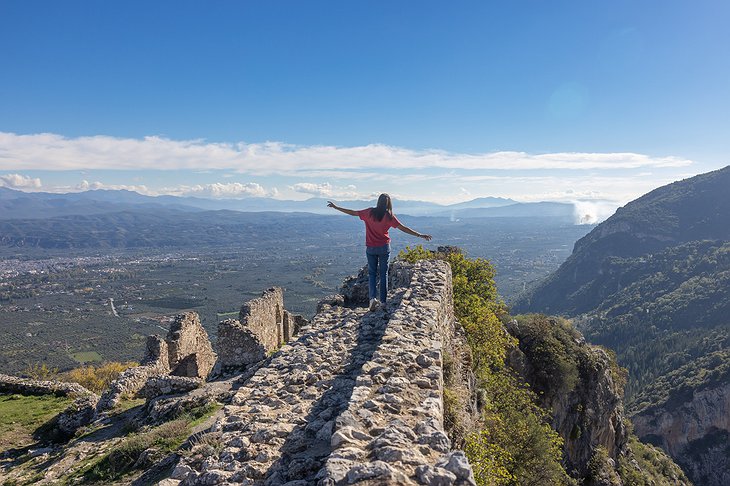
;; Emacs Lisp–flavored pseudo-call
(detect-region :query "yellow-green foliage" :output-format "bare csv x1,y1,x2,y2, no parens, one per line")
618,436,691,485
468,369,572,485
23,362,59,380
399,246,571,485
588,446,622,486
62,361,138,394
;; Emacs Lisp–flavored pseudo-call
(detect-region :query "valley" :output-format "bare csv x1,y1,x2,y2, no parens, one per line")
0,215,591,375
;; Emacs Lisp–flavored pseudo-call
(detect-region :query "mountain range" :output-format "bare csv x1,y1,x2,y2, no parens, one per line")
514,165,730,486
0,186,586,222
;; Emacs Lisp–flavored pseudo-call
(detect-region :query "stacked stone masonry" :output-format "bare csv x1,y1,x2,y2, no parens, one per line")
175,260,476,485
217,287,307,371
0,373,94,398
167,312,217,379
98,312,214,411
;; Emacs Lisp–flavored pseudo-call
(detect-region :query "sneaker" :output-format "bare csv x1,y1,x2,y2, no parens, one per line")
369,298,380,311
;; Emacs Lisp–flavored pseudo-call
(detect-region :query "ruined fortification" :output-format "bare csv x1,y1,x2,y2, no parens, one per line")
168,259,474,485
1,260,476,485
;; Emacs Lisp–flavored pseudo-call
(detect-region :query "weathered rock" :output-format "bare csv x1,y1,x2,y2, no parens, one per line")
53,394,100,438
436,451,475,484
415,464,458,486
139,375,203,399
632,380,730,486
143,392,215,425
317,294,345,312
340,265,370,306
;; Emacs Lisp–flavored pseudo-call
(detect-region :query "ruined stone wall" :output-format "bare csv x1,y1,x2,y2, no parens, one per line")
167,312,217,379
175,259,475,485
321,259,473,485
240,287,284,349
0,373,93,398
98,313,214,411
217,287,306,371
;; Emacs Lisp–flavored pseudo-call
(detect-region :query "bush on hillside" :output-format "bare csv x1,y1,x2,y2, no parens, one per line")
399,246,571,485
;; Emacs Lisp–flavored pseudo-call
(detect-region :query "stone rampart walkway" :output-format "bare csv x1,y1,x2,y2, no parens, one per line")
175,260,475,486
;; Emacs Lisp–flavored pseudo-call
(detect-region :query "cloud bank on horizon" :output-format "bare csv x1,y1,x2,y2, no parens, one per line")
0,131,701,210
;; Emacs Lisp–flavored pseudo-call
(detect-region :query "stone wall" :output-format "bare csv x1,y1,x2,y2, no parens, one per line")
216,319,268,371
0,373,93,398
98,313,215,411
217,287,307,371
167,312,217,379
239,287,284,350
173,259,476,485
321,259,475,485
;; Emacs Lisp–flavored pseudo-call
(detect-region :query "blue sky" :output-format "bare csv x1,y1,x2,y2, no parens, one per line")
1,1,728,215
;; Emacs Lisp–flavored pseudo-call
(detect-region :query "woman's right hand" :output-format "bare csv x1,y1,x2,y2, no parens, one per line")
327,201,336,208
421,234,433,241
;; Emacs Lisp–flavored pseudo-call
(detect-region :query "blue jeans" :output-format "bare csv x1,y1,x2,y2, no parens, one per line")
366,244,390,303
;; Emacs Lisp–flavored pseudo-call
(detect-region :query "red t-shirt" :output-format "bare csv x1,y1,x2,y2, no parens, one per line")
358,208,401,247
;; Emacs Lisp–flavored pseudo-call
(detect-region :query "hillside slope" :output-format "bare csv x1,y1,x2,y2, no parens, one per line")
513,166,730,486
514,166,730,315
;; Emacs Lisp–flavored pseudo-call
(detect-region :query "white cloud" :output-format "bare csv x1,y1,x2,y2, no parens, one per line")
73,180,152,194
162,182,272,199
0,132,694,173
0,173,42,189
290,182,363,199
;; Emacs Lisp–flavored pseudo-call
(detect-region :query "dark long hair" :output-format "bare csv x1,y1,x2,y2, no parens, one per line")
370,193,393,222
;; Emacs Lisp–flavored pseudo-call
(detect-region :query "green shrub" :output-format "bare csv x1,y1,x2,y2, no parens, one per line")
399,246,572,485
23,362,59,381
618,436,691,485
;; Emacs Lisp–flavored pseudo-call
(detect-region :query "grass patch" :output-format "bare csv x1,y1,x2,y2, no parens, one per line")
113,398,146,415
0,394,72,451
75,401,220,483
83,419,189,481
216,311,239,318
69,351,103,363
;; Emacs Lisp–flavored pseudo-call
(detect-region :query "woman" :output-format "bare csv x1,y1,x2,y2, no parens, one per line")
328,194,432,311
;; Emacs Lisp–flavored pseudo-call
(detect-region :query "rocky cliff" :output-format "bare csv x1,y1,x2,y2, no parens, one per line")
507,314,689,486
630,353,730,486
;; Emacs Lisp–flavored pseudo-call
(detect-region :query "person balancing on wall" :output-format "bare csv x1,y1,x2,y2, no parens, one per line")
328,193,432,311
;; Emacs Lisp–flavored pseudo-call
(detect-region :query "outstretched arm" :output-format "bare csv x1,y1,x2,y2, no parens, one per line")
397,223,432,241
327,201,359,217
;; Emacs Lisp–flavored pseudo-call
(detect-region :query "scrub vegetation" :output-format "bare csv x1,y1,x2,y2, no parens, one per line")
400,245,571,485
